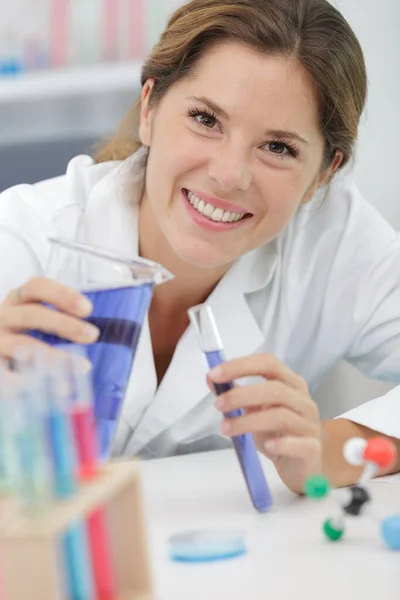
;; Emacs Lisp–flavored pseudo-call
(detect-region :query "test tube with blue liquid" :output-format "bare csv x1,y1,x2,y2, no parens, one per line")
0,363,22,496
10,354,52,513
44,354,95,600
188,303,273,512
28,236,173,459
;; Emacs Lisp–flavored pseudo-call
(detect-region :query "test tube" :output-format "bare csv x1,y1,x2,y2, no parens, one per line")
11,355,52,513
67,350,99,479
0,363,21,495
188,304,273,512
67,352,116,600
45,353,95,600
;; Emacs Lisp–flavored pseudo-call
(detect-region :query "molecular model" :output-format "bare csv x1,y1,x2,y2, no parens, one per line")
304,436,400,550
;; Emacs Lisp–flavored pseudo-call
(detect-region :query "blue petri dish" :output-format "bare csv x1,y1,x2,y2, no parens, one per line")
168,529,247,563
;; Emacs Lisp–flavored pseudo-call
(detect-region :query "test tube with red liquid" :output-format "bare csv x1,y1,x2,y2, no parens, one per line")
67,355,117,600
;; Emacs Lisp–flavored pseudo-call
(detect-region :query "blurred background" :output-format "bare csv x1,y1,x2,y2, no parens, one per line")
0,0,399,417
0,0,183,188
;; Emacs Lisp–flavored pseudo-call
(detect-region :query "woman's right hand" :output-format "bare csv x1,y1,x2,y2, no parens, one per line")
0,276,100,360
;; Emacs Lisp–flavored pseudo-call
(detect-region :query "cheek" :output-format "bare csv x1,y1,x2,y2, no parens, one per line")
149,136,209,197
152,111,213,169
270,190,302,222
252,172,308,241
261,173,305,217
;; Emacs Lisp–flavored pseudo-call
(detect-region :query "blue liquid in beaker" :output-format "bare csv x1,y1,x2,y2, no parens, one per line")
29,284,153,457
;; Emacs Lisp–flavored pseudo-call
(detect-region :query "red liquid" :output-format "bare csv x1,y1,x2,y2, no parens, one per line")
70,404,116,599
88,509,116,600
70,405,98,480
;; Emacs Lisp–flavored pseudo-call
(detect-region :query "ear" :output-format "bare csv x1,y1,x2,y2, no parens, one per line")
139,79,156,146
302,150,344,204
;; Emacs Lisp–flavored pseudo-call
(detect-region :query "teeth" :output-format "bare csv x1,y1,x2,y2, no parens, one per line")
203,203,215,218
186,190,245,223
211,208,224,222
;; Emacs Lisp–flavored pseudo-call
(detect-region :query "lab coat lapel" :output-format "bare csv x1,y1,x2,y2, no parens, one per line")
127,249,273,455
79,161,142,257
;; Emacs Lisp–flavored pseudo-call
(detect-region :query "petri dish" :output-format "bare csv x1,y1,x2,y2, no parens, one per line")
168,528,247,563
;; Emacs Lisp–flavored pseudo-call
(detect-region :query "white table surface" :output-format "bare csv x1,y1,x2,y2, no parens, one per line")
140,449,400,600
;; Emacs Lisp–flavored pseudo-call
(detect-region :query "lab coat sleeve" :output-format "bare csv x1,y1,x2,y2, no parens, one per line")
0,184,53,303
337,225,400,437
344,231,400,381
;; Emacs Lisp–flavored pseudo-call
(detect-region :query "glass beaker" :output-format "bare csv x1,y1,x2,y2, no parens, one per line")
29,236,173,458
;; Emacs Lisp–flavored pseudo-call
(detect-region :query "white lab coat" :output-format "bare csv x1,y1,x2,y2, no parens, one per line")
0,146,400,459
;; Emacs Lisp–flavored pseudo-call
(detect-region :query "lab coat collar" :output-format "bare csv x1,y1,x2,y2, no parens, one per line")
79,147,278,453
77,145,148,255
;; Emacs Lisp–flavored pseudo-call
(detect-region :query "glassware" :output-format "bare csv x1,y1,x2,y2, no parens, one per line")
29,236,173,457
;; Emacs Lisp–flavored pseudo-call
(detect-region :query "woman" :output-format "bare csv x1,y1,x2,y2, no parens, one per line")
0,0,399,494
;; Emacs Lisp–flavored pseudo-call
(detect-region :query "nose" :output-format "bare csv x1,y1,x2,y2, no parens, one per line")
208,140,252,193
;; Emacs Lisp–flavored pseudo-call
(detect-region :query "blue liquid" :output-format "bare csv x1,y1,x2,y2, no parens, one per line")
206,351,273,512
169,529,247,563
46,409,94,600
29,284,154,457
46,410,76,498
63,523,95,600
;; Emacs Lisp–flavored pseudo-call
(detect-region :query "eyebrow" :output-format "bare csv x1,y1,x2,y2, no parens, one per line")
266,129,309,145
187,95,230,120
187,95,310,145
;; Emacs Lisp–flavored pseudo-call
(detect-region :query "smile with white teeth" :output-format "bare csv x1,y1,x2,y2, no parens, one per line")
185,190,247,223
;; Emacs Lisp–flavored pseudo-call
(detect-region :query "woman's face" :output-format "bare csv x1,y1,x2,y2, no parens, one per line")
140,42,341,269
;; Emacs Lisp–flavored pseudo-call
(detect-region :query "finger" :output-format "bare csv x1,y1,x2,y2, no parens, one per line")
221,406,319,438
214,380,318,420
0,331,55,360
209,353,307,392
4,277,93,317
206,373,216,394
263,436,322,462
0,304,99,344
0,333,92,373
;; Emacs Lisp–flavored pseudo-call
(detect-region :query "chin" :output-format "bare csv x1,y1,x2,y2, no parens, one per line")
172,238,233,270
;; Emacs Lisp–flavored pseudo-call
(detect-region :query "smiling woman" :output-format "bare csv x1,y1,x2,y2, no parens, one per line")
95,0,363,273
137,46,336,269
0,0,399,496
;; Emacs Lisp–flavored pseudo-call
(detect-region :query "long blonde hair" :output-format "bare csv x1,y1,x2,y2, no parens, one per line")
95,0,367,171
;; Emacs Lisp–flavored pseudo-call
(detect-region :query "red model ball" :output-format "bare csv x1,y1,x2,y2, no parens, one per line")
363,437,397,469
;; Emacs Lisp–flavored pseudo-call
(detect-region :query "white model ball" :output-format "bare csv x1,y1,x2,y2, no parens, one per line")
343,437,367,466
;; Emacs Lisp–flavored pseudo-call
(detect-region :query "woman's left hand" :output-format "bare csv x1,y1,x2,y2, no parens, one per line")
208,354,323,494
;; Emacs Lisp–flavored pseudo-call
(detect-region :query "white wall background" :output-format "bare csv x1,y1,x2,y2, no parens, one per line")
314,0,400,419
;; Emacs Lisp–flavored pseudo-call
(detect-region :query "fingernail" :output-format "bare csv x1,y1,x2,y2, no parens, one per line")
210,365,223,380
221,421,231,435
82,323,100,342
76,296,93,316
70,356,93,374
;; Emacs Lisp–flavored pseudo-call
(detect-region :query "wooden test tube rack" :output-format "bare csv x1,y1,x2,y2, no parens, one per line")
0,460,153,600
